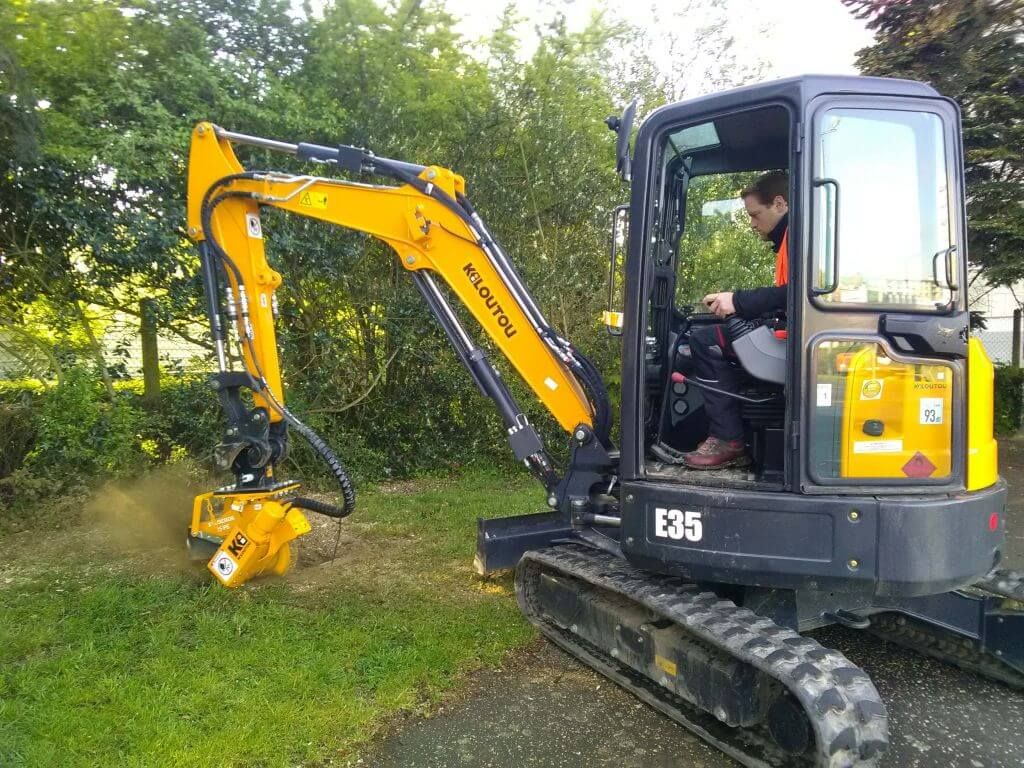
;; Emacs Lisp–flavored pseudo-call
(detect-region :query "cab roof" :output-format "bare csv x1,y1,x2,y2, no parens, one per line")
645,74,941,127
646,75,944,177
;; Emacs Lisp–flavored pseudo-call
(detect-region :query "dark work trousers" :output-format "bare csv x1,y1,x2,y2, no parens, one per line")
688,324,744,441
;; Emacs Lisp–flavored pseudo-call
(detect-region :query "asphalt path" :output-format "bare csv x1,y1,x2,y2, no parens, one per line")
363,439,1024,768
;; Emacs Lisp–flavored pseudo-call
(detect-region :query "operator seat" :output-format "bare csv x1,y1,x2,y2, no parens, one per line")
725,316,787,385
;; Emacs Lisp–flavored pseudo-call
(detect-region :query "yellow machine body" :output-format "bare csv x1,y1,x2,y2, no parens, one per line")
966,337,998,491
185,122,599,587
840,344,953,480
838,338,998,486
190,483,310,588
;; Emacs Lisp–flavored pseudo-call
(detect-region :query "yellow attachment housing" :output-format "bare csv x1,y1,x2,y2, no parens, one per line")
190,484,311,587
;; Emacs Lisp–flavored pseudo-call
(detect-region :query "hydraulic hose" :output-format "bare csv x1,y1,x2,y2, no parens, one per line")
288,496,351,519
200,184,356,518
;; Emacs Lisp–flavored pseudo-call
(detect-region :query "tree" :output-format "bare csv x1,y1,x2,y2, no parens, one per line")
842,0,1024,287
0,0,308,387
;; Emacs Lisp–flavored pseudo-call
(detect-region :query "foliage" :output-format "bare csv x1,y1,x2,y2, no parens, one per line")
0,0,772,506
0,403,34,478
842,0,1024,287
24,366,146,477
675,172,776,307
994,364,1024,435
0,365,522,523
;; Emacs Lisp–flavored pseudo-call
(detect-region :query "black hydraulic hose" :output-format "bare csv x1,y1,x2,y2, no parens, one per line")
256,374,356,518
288,496,351,519
566,344,612,446
200,184,356,518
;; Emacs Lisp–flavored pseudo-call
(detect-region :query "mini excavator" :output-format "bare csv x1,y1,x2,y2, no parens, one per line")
185,75,1022,767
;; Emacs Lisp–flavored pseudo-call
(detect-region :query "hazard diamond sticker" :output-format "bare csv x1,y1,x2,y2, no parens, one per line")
902,451,937,478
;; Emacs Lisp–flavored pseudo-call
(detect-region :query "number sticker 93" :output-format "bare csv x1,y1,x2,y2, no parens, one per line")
653,507,703,542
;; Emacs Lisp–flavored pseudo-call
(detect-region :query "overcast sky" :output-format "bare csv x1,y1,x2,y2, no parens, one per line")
441,0,874,88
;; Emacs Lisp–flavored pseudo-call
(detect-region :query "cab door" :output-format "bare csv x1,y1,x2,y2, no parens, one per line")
797,94,968,492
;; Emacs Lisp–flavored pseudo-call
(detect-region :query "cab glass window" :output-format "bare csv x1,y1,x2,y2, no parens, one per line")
674,172,775,308
813,108,953,309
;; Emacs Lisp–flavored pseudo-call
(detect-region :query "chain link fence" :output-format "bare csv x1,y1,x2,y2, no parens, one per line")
975,314,1022,367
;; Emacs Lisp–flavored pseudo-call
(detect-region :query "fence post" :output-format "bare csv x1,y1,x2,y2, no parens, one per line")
140,298,160,409
1013,308,1022,369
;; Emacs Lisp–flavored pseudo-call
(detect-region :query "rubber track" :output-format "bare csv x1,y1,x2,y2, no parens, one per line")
517,545,889,768
870,568,1024,690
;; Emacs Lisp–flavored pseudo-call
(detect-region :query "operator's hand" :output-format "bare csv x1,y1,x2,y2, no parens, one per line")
703,292,735,318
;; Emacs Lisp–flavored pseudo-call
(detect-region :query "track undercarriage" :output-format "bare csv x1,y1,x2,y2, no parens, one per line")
516,543,1024,768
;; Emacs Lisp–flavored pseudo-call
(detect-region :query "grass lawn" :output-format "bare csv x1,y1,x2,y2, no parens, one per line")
0,469,543,767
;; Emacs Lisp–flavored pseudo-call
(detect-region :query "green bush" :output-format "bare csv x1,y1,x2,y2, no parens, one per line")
146,374,222,462
0,379,45,404
995,365,1024,436
0,368,152,529
0,468,92,532
0,404,35,478
0,358,535,527
25,367,148,478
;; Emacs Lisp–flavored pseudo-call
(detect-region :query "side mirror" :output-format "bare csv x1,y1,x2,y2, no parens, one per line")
605,100,637,183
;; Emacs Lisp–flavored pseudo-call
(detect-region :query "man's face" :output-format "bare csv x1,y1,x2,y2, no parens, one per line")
743,194,788,240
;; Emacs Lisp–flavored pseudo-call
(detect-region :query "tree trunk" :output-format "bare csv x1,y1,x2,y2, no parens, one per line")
140,298,160,409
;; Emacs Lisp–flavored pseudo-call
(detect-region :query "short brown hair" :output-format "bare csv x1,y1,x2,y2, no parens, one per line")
741,171,789,206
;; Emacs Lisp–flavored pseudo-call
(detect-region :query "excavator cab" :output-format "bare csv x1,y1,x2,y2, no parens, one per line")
609,77,987,488
609,76,1004,602
640,103,791,485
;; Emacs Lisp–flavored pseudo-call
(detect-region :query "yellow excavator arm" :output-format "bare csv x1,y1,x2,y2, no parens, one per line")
186,122,595,433
185,123,611,586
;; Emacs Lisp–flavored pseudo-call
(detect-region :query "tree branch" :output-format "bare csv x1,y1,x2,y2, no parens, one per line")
72,301,115,399
0,318,65,385
0,339,50,389
307,347,401,414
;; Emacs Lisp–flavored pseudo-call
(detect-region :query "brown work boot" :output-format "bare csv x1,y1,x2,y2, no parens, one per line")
682,436,749,470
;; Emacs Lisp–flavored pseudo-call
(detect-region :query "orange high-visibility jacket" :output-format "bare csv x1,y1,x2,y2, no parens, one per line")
774,229,788,287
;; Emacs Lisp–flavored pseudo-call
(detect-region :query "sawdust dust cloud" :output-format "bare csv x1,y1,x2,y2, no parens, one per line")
82,464,205,563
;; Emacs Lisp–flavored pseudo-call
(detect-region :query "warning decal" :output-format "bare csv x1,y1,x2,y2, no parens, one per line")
853,439,903,454
860,379,883,400
299,191,329,209
211,551,238,583
902,452,937,478
245,213,263,239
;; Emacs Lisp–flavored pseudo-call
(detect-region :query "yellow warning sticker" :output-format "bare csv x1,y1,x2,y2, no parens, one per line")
299,191,328,209
655,654,677,677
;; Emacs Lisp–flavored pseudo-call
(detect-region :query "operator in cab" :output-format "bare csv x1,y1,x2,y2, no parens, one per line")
682,170,789,470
